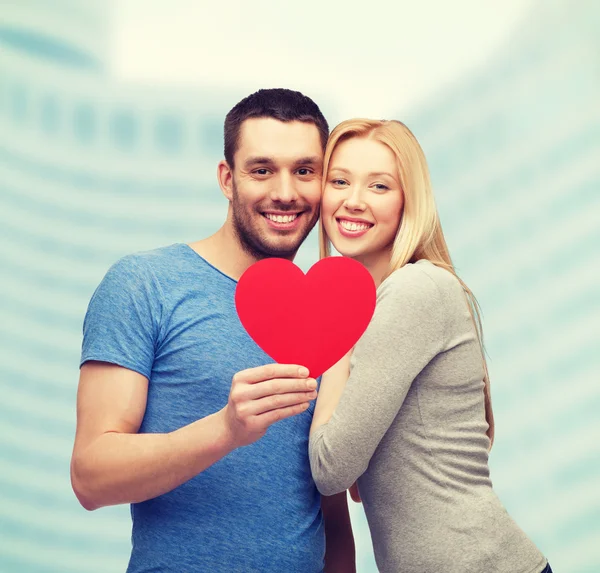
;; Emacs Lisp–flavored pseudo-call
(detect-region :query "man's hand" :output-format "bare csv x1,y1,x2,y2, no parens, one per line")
348,482,361,503
71,362,317,510
322,492,356,572
223,364,317,447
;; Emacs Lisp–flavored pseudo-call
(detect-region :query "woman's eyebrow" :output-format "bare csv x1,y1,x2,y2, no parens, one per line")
329,167,396,181
368,171,395,179
328,166,351,174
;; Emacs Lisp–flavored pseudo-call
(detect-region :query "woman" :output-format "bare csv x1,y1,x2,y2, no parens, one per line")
308,119,551,573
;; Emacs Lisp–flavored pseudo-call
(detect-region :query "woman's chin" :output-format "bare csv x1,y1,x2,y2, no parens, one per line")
330,239,366,260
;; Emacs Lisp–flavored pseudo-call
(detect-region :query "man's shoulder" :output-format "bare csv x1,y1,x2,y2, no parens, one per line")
96,244,188,300
124,242,185,266
110,243,188,278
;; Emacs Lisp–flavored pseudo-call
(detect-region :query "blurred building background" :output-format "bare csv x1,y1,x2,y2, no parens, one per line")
0,1,598,572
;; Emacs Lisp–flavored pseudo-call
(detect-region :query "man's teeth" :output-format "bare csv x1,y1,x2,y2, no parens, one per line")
340,220,371,232
265,213,298,223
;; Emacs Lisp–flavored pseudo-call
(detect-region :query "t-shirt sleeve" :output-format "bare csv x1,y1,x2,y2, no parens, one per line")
80,254,163,380
309,265,448,495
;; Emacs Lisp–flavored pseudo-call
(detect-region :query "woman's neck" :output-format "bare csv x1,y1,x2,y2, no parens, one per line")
353,248,393,288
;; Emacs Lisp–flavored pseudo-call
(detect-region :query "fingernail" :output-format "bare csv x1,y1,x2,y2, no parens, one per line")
299,367,309,377
307,379,317,389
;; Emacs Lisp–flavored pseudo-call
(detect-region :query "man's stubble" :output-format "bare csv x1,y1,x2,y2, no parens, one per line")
230,177,320,261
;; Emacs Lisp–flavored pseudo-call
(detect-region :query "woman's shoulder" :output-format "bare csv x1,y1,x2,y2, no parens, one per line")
383,259,458,292
379,260,467,312
379,262,470,344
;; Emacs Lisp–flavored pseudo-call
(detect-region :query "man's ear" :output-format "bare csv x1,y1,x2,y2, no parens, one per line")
217,160,234,201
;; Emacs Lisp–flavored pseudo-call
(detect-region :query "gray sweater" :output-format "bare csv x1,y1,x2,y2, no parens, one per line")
309,260,547,573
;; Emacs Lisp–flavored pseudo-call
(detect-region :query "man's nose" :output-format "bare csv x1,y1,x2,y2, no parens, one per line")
269,172,298,203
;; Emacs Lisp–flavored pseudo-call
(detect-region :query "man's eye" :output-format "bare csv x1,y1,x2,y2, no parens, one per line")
297,168,313,176
254,169,269,175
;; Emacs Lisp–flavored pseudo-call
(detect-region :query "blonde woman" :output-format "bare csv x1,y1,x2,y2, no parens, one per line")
308,119,551,573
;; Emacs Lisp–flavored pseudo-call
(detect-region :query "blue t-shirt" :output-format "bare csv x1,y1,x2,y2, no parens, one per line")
81,243,325,573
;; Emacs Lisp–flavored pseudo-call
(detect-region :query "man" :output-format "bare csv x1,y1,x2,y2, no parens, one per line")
71,88,355,572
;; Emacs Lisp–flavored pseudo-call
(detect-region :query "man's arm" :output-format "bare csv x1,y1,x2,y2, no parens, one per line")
71,361,317,510
322,492,356,573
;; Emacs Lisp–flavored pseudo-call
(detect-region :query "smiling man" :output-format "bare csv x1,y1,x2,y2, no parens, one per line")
71,89,355,573
216,106,323,261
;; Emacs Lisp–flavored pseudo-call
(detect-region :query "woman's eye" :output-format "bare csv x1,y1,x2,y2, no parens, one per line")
331,179,347,186
373,184,389,191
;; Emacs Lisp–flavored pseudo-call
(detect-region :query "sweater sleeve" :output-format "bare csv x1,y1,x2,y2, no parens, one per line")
309,264,448,495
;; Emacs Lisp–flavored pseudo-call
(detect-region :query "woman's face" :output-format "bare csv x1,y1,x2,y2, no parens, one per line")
322,137,404,263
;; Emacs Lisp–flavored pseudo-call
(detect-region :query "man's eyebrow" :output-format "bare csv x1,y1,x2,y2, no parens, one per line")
244,156,323,169
243,156,275,168
293,156,322,167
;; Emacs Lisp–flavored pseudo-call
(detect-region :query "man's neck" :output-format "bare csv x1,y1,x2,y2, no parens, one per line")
188,222,296,282
187,225,252,282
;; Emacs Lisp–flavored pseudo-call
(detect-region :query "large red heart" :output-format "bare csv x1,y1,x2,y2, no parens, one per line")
235,257,376,378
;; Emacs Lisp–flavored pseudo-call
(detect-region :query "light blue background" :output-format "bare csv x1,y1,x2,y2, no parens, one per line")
0,1,598,572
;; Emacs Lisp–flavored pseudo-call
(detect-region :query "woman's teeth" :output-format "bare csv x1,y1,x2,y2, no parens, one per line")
265,213,298,223
340,220,371,231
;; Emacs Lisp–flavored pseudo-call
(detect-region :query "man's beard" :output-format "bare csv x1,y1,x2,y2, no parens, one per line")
230,179,319,260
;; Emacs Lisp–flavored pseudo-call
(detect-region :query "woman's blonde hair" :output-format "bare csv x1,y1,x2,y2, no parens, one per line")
319,119,495,447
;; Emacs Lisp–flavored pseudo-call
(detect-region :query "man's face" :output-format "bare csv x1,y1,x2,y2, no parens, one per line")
229,117,324,260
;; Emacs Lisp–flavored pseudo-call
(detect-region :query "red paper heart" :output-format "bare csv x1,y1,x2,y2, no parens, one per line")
235,257,376,378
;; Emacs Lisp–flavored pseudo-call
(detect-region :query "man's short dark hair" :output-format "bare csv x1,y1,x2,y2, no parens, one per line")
224,88,329,167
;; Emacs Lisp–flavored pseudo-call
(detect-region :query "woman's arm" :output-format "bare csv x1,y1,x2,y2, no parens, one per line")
311,352,363,505
311,351,352,434
308,265,448,495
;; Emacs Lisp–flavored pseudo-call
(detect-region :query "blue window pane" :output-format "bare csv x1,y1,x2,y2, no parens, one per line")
156,115,183,153
0,76,6,115
110,111,138,151
40,95,60,135
199,117,223,156
73,102,96,144
11,83,28,124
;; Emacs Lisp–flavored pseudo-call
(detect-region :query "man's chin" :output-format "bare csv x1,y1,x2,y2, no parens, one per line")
257,226,310,254
234,214,316,260
256,240,302,259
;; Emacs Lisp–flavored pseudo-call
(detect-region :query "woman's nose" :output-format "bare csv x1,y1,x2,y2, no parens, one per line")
343,187,367,211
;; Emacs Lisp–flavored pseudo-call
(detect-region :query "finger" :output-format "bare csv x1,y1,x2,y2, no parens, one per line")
254,401,311,426
248,391,317,416
245,377,317,400
233,364,310,385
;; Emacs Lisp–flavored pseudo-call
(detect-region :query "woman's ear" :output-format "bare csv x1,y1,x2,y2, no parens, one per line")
217,160,234,201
